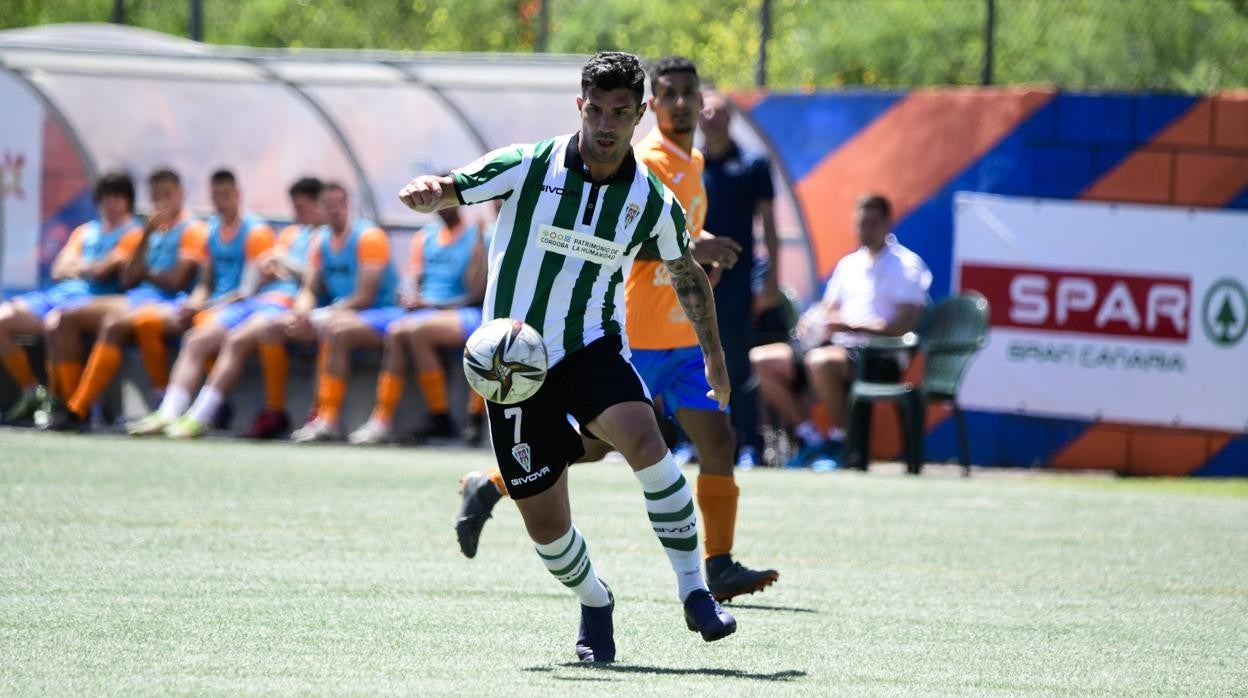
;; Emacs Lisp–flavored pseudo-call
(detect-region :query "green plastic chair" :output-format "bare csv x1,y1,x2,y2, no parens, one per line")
843,292,990,475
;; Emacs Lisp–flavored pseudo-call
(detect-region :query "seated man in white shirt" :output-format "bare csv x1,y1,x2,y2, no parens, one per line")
750,193,931,469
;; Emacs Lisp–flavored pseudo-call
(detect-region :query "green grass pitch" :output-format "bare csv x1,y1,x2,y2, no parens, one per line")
1,429,1245,695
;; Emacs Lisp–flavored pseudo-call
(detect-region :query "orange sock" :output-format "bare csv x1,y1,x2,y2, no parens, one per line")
486,465,508,497
132,310,168,391
1,348,37,391
467,391,485,417
696,474,740,559
54,361,83,401
371,372,405,425
416,367,449,415
68,343,122,417
316,374,346,424
259,342,288,411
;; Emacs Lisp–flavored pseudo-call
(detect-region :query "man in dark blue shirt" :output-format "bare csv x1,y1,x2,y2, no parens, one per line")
701,91,780,466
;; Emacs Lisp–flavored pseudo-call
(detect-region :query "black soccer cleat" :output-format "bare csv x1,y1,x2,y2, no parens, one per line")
461,413,487,447
683,588,737,642
43,402,88,433
706,555,780,602
575,582,615,663
455,470,502,559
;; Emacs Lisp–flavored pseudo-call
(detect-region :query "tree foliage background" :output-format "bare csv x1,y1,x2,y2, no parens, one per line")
2,0,1246,92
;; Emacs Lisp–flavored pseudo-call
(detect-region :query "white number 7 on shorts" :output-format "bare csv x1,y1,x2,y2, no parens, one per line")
503,407,522,444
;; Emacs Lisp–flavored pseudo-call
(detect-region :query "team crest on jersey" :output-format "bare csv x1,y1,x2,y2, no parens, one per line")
512,443,533,473
624,202,642,228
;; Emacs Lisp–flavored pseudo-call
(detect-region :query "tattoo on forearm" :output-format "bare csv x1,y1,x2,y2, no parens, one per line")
666,253,722,355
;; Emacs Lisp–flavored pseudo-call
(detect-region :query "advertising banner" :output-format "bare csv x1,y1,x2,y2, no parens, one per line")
954,193,1248,432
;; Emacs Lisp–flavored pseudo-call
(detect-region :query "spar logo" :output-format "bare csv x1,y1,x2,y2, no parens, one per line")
959,264,1190,341
1202,278,1247,348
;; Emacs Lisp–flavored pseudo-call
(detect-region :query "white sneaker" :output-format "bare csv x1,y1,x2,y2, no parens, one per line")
127,412,174,436
348,419,393,445
291,417,339,443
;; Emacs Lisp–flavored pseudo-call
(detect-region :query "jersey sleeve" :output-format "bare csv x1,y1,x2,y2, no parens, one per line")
244,224,276,261
110,228,144,261
356,228,391,267
649,195,692,262
178,221,209,263
451,144,526,205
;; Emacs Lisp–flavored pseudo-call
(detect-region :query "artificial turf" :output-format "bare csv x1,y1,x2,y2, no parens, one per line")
1,428,1245,695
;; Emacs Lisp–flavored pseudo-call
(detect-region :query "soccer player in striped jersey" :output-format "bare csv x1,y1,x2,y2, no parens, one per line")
149,178,324,440
288,182,400,443
399,51,735,663
455,57,779,603
0,173,142,424
46,169,209,431
346,202,488,446
125,169,287,438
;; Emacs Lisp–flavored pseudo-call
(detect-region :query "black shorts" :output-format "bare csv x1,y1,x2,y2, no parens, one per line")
791,341,902,391
487,334,652,499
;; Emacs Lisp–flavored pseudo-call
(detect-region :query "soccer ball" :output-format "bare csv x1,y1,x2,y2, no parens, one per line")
462,318,548,405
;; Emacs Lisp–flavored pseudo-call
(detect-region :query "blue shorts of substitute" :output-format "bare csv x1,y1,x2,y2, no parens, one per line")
203,293,295,330
358,305,483,339
11,287,94,320
630,345,723,418
125,287,187,309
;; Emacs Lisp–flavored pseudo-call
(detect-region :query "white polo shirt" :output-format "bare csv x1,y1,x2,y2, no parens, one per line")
815,235,932,347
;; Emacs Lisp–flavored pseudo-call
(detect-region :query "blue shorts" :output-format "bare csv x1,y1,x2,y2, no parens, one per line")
125,287,187,309
12,287,94,320
630,346,722,418
207,294,294,330
358,305,484,338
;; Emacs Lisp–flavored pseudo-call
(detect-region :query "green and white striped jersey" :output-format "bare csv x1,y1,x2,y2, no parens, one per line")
452,132,690,366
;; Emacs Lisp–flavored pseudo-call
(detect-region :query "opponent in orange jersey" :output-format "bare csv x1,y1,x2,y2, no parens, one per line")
454,57,779,603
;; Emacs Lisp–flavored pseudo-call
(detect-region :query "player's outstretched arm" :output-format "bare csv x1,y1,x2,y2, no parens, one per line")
665,249,731,409
399,175,458,214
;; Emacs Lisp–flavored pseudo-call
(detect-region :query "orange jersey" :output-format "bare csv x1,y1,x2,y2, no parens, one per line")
627,127,706,349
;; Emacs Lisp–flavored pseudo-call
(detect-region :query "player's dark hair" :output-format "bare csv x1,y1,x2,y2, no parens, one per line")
321,181,348,198
288,176,323,200
94,171,135,211
581,51,646,105
148,168,180,188
857,193,892,219
649,55,699,95
210,168,236,187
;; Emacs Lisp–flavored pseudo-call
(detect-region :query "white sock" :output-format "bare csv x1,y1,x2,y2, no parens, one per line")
634,452,708,601
534,525,611,607
185,386,223,425
796,420,822,444
157,385,191,420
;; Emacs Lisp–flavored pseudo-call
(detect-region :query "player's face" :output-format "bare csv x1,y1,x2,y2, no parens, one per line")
321,189,349,230
699,92,731,138
577,87,645,165
211,181,239,217
291,192,321,225
98,192,130,223
651,72,702,136
150,180,182,217
854,205,890,248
